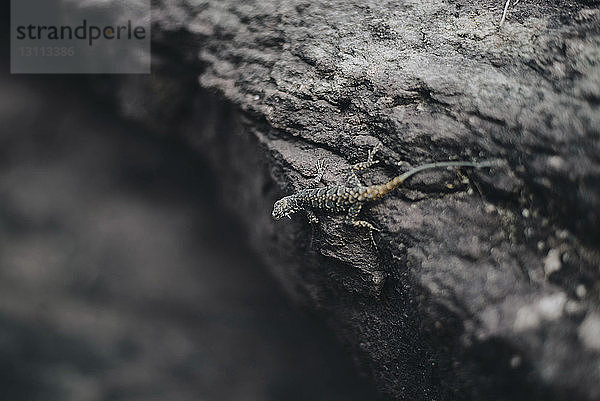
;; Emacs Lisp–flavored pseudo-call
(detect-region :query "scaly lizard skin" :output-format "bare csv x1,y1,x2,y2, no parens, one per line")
272,145,493,244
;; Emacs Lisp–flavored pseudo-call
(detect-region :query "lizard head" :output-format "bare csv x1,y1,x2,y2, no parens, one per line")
272,195,299,220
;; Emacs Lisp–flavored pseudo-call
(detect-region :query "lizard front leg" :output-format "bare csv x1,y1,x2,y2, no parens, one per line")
344,203,380,247
307,159,327,189
306,209,319,224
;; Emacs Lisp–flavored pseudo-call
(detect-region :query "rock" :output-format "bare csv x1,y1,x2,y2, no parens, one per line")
543,248,563,277
80,1,600,400
0,75,385,401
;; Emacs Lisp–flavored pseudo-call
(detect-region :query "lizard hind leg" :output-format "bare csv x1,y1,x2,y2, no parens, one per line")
346,143,382,186
344,203,380,248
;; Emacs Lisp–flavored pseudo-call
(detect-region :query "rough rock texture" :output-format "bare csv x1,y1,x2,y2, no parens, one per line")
91,1,599,400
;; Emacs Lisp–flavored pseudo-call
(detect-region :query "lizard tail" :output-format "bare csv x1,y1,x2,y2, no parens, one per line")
364,160,494,201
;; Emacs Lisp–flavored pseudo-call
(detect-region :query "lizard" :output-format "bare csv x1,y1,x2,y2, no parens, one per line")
271,144,494,245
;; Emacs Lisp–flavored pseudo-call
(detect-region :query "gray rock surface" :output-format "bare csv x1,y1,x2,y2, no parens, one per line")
85,1,599,400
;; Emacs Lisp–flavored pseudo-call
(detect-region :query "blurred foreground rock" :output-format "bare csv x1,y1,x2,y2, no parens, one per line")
0,74,387,401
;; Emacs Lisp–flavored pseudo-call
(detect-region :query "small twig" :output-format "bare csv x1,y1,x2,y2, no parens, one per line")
500,0,520,26
500,0,511,26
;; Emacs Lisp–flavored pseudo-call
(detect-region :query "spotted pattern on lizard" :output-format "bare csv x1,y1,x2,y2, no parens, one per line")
272,145,493,245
